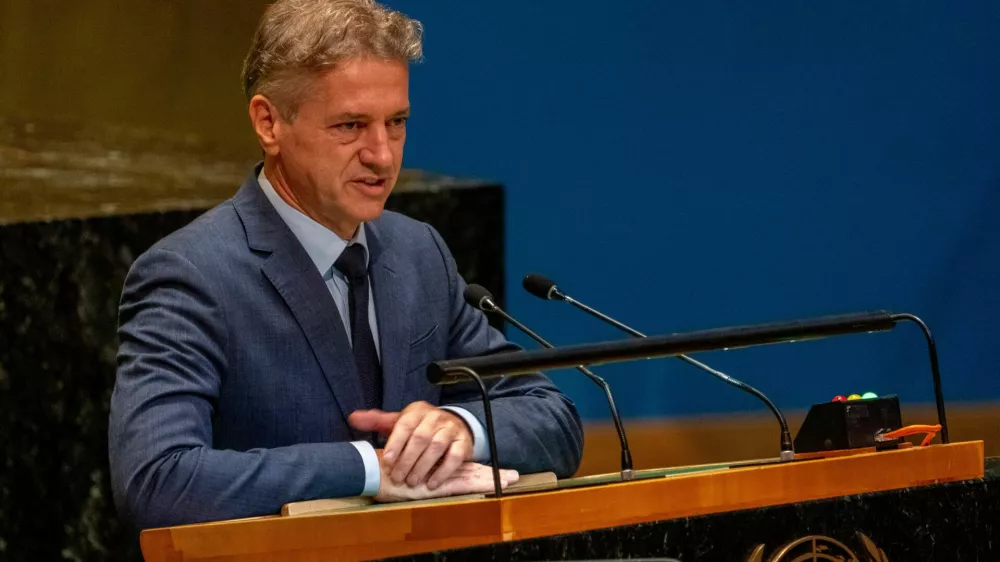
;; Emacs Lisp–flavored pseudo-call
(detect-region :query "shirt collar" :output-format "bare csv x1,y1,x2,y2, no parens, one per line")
257,169,369,276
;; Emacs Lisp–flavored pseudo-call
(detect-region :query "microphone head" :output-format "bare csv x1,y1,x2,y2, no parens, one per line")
463,284,497,312
522,273,562,301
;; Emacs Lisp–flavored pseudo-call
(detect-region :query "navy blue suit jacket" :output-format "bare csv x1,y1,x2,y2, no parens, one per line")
108,169,583,529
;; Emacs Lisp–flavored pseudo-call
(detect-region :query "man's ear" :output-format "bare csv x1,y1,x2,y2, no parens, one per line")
248,95,284,156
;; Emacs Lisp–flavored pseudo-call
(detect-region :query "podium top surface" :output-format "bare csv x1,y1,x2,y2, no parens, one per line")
140,441,984,562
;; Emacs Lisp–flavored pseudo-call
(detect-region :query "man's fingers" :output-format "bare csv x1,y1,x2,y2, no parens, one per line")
382,411,422,465
348,410,399,434
426,439,467,490
500,468,519,486
390,413,439,482
476,466,519,489
407,426,457,487
438,464,520,495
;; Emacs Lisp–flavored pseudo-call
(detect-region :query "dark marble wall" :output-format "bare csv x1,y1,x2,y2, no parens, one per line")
394,459,1000,561
0,185,504,562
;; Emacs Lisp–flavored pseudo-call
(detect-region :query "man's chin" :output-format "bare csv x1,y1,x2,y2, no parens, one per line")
354,204,387,224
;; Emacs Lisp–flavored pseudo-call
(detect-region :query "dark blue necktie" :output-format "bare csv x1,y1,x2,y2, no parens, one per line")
333,244,383,410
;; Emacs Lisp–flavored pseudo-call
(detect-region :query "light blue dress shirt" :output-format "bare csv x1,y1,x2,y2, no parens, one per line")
258,171,489,496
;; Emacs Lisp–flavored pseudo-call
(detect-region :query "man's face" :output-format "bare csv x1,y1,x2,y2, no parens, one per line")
269,57,410,237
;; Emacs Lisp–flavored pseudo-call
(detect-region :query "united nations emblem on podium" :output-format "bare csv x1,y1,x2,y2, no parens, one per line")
748,531,888,562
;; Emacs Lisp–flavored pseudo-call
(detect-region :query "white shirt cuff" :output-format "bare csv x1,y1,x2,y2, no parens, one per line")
350,441,381,496
440,406,490,463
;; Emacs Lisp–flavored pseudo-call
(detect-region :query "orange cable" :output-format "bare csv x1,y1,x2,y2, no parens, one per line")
882,424,942,447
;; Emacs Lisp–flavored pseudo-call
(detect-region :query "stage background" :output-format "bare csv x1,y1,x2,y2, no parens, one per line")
385,0,1000,423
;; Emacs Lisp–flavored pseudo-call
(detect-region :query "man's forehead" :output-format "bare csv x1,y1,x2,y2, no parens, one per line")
310,58,409,111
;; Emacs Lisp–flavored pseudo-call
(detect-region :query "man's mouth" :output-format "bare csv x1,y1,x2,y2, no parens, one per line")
351,177,388,192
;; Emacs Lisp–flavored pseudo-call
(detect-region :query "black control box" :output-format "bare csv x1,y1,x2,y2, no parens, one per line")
793,395,903,453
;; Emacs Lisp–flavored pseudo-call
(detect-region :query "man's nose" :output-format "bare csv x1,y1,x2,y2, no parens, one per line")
358,124,394,171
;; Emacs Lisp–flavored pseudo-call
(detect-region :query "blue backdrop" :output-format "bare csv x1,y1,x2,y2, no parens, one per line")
390,1,1000,420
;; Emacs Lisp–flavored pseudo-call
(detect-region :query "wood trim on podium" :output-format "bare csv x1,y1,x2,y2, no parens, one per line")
141,441,984,561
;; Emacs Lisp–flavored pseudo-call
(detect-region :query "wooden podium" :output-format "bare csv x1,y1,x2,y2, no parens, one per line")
139,441,984,561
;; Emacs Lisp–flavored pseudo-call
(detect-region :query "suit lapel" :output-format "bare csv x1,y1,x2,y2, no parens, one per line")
260,254,367,421
233,168,366,426
366,221,413,414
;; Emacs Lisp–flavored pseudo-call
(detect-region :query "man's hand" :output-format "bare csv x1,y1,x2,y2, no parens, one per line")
349,401,474,489
374,455,518,503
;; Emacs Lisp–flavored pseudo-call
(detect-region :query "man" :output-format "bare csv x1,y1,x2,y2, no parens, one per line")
108,0,583,530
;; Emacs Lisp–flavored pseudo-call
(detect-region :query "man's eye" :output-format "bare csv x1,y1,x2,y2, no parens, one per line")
388,117,408,128
335,122,363,131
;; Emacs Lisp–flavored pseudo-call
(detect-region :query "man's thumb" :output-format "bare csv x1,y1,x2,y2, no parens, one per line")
349,409,400,434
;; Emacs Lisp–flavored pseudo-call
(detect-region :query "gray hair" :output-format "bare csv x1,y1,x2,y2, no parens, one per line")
241,0,423,119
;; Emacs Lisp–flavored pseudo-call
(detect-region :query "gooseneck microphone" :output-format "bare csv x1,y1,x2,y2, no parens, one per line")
464,284,635,480
523,273,795,462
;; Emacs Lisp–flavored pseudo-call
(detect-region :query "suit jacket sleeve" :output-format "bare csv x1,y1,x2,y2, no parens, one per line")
427,226,585,478
109,248,366,529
